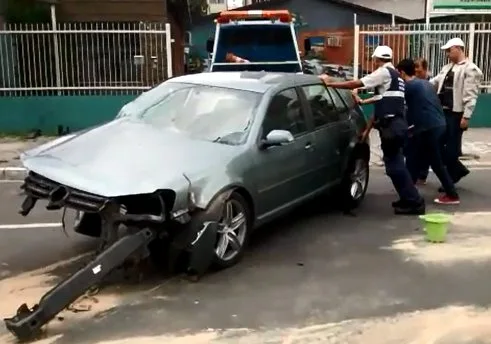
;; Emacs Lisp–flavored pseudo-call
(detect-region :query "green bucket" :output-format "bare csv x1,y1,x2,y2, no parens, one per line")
419,213,451,243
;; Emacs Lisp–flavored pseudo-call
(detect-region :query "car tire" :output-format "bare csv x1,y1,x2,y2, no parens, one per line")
211,192,252,269
337,149,370,209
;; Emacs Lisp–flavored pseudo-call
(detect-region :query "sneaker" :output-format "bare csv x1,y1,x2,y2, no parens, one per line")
434,195,460,205
394,201,426,215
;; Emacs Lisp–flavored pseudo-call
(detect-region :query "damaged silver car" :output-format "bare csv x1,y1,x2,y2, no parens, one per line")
5,72,370,340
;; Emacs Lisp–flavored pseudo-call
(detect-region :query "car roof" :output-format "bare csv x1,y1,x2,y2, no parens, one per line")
168,72,325,93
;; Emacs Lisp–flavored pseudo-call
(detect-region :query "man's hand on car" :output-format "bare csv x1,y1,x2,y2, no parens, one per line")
319,73,330,84
351,90,363,104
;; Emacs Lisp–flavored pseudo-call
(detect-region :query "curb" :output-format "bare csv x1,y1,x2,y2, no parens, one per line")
1,162,491,181
0,167,28,180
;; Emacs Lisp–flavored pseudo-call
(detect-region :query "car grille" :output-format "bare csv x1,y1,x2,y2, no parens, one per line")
22,171,109,212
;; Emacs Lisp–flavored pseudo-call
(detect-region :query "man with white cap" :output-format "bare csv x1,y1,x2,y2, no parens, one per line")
431,37,482,190
319,45,425,215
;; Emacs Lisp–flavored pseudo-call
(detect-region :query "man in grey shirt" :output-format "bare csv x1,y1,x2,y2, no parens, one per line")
430,37,482,188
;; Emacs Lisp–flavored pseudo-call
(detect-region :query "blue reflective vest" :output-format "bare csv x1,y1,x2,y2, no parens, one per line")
373,67,405,120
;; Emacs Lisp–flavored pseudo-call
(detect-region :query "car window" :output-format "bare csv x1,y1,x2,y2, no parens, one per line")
327,88,349,113
335,89,356,110
262,88,308,137
301,84,338,128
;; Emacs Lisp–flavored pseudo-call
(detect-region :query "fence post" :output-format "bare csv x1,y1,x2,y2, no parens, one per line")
468,22,475,62
165,23,173,79
50,4,62,95
353,24,360,80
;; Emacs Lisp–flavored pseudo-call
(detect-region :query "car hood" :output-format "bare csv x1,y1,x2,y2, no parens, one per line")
21,118,239,197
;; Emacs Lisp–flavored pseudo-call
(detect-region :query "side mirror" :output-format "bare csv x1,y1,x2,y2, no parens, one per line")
260,130,294,149
303,38,311,53
206,38,214,53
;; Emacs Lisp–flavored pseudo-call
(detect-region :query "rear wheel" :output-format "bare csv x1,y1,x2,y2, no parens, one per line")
338,150,369,209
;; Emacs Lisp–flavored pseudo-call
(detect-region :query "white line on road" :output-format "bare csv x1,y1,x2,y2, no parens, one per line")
0,223,62,229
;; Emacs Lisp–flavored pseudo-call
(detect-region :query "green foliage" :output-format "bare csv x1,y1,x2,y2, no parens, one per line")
5,0,51,23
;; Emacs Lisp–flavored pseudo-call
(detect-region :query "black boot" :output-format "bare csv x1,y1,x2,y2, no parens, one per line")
394,199,426,215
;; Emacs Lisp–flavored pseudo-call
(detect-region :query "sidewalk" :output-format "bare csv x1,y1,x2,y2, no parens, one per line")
369,128,491,167
0,129,490,180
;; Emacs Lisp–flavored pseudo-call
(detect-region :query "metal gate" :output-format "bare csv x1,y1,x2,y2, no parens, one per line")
0,22,173,96
353,22,491,89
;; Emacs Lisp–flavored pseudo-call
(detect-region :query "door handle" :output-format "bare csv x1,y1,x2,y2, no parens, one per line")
304,142,314,150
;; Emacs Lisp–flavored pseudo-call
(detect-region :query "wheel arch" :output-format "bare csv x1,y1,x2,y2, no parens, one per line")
200,184,255,225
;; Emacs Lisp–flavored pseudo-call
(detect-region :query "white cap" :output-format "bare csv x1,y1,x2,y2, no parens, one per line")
371,45,393,59
441,37,465,50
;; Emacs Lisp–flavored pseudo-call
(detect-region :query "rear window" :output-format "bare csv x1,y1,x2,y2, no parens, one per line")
215,24,297,63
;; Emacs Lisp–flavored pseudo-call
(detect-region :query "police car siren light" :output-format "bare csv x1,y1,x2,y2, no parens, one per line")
216,10,293,24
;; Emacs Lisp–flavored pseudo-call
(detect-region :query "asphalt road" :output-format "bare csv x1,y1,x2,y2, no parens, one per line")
1,169,491,344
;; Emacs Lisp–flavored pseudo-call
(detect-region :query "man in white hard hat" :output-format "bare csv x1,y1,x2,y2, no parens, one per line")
319,45,425,215
431,37,482,190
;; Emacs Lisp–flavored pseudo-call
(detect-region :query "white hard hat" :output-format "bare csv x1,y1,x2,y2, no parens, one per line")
371,45,393,59
441,37,465,50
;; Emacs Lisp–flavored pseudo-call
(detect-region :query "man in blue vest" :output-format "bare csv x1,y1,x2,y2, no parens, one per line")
319,45,425,215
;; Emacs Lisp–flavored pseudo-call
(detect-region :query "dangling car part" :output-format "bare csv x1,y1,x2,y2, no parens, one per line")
5,172,220,341
4,72,369,341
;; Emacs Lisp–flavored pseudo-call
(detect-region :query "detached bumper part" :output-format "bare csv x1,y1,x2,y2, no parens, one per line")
3,228,156,341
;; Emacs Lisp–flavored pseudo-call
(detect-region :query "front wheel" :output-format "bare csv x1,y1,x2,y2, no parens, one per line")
337,151,370,209
213,192,251,269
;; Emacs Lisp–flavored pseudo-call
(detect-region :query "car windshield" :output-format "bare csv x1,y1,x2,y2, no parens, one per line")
117,82,262,145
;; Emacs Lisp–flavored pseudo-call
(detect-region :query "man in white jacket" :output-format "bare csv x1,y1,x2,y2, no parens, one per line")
430,37,482,188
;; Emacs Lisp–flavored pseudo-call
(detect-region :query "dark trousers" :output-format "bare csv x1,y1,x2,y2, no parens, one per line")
443,110,469,182
379,118,422,204
457,128,464,156
404,138,429,180
406,126,458,198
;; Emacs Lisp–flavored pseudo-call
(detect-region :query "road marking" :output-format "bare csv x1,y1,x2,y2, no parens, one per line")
0,223,62,229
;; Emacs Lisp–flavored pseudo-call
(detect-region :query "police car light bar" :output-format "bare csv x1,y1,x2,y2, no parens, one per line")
216,10,293,23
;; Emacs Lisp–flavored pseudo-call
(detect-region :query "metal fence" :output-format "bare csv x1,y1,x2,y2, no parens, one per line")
0,22,173,96
353,22,491,89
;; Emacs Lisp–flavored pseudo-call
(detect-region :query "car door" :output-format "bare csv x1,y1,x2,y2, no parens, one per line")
298,84,343,188
327,88,357,161
253,88,317,219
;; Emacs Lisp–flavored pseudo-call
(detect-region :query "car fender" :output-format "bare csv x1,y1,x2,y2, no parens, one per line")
193,172,249,211
341,138,370,174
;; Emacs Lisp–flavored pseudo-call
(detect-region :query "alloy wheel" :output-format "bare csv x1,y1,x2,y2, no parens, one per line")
215,199,248,261
350,159,368,200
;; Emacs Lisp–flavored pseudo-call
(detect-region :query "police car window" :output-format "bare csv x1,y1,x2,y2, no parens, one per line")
327,88,349,113
301,85,338,127
263,88,308,137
